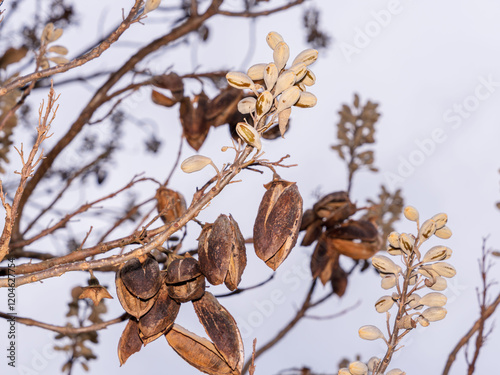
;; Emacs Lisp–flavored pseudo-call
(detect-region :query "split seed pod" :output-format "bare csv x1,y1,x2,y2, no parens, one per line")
198,214,247,290
166,257,205,303
236,122,262,151
120,256,162,300
253,179,303,270
403,206,419,221
115,272,155,319
358,325,384,341
193,292,244,371
156,187,186,224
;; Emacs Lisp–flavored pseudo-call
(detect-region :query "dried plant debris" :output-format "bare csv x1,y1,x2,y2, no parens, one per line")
118,319,143,366
303,7,331,49
155,187,186,224
165,256,206,303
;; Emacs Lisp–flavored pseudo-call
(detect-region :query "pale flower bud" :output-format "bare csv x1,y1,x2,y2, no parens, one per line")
273,41,290,71
256,90,273,117
181,155,212,173
247,63,267,80
418,219,436,242
294,92,317,108
429,276,447,291
349,361,368,375
387,246,403,256
375,295,394,313
381,274,397,289
399,233,415,254
387,232,401,248
288,63,308,81
266,31,284,49
236,122,262,151
403,206,419,221
292,48,319,66
407,294,421,309
386,368,405,375
276,86,301,113
226,71,255,90
264,63,278,90
372,255,400,275
273,70,296,96
144,0,161,15
301,69,316,86
48,45,68,55
422,306,447,322
358,325,384,341
419,292,447,307
423,246,453,263
431,213,448,229
435,226,452,239
417,315,430,327
237,97,256,114
338,369,350,375
431,262,456,278
367,357,381,372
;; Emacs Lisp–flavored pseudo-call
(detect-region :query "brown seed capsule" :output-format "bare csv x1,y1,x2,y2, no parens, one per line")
166,257,206,303
115,272,155,319
155,187,186,225
118,319,143,366
198,214,247,291
120,255,162,300
253,179,303,270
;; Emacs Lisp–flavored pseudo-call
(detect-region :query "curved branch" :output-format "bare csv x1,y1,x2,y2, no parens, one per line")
218,0,305,18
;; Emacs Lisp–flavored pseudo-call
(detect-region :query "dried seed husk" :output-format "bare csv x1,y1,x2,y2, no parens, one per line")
417,315,430,327
418,219,436,242
138,283,180,340
118,319,143,366
310,236,337,285
115,272,155,319
372,255,400,275
349,361,368,375
166,275,205,303
120,256,162,300
419,292,447,307
288,63,308,82
431,213,448,229
166,257,202,284
266,31,284,49
140,329,166,346
236,122,262,151
367,357,381,372
431,262,456,278
300,209,317,230
330,264,348,297
292,48,319,66
253,179,303,270
399,233,415,254
166,324,239,375
152,72,184,99
273,41,290,71
328,238,378,260
273,70,296,97
224,216,247,291
193,292,244,371
276,86,301,113
264,63,278,91
358,325,384,341
381,274,397,289
375,295,394,313
41,23,54,43
435,226,452,239
181,155,213,173
237,97,256,114
181,91,210,151
48,28,63,43
423,246,453,263
422,306,447,322
397,315,416,330
151,89,177,107
301,69,316,86
278,107,291,137
403,206,419,222
226,71,255,90
294,91,317,108
327,219,379,242
387,232,401,248
256,90,273,117
301,219,323,246
247,63,267,80
156,187,186,225
48,45,68,55
428,276,447,291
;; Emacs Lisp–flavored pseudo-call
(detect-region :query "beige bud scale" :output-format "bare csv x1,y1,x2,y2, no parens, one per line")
181,155,213,173
358,325,384,341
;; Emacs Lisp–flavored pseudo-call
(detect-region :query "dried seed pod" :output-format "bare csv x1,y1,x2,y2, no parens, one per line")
151,90,177,107
367,357,381,372
276,86,301,113
375,295,394,313
266,31,284,49
292,48,319,66
256,90,273,117
349,361,368,375
273,70,296,97
273,41,290,71
294,91,317,108
156,187,186,225
120,256,162,300
431,262,456,278
422,306,447,322
310,236,337,285
435,226,452,239
278,107,291,137
226,71,255,90
417,315,430,327
419,292,447,307
423,246,453,263
372,255,400,275
301,69,316,86
328,238,379,260
387,232,401,248
418,219,436,242
431,213,448,229
399,233,415,254
166,324,239,375
387,246,403,256
118,319,143,366
115,271,156,319
237,97,256,114
138,283,180,340
247,63,267,81
397,315,416,330
198,215,247,290
358,325,384,341
264,63,279,91
301,219,323,246
403,206,419,222
166,257,206,303
381,274,397,289
181,155,213,173
428,275,447,291
236,122,262,151
193,292,244,371
253,179,303,270
407,294,421,309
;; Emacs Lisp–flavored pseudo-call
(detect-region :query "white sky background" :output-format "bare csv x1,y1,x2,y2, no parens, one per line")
2,0,500,374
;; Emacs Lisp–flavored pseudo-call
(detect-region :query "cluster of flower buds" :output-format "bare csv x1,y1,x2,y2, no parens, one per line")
341,206,455,375
226,31,318,149
339,359,405,375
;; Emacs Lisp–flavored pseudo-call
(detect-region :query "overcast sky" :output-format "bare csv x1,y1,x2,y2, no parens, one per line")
2,0,500,374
